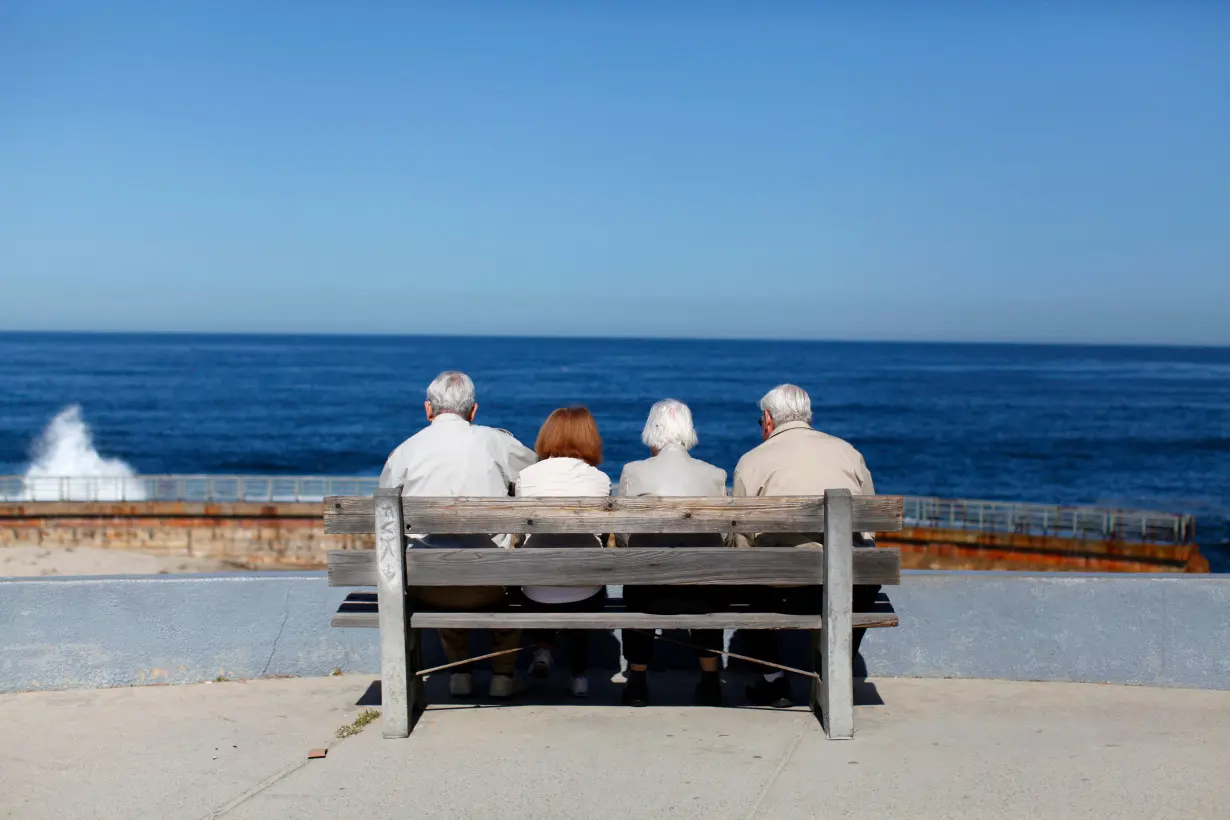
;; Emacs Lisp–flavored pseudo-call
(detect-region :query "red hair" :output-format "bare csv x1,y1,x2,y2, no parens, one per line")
534,407,603,466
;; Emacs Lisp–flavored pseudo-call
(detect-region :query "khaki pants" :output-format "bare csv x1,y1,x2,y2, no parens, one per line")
408,586,521,675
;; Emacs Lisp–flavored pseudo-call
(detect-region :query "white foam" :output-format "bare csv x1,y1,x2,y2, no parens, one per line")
18,405,147,501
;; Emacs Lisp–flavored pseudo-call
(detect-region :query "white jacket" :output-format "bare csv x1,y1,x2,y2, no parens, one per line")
515,457,611,603
379,413,537,548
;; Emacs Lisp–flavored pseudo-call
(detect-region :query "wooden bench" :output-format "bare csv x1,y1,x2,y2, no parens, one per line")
324,487,903,740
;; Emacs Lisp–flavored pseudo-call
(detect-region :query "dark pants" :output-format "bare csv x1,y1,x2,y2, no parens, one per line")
407,586,520,675
742,585,882,673
621,585,733,667
520,588,608,676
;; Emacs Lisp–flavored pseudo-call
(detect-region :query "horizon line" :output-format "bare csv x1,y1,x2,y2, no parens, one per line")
0,328,1228,351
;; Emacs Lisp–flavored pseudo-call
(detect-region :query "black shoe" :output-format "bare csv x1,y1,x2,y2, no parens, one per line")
745,676,793,708
695,673,722,707
622,673,649,707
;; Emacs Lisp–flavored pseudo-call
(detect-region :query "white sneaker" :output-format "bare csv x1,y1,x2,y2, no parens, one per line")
570,675,589,698
529,648,554,679
449,672,473,697
489,672,524,699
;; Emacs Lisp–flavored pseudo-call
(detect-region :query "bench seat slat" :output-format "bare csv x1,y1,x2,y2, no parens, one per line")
331,593,898,630
328,547,900,587
324,495,904,535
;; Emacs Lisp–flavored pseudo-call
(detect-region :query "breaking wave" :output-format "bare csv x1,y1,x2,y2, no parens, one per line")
17,405,146,501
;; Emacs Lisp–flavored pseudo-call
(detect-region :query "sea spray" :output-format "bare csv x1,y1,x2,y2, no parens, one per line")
20,405,147,501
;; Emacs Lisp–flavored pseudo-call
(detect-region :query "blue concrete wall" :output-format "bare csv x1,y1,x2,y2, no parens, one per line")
0,574,377,691
1,571,1227,693
861,572,1230,689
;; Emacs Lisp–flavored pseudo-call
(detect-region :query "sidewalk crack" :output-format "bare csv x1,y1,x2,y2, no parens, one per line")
744,720,808,820
200,757,307,819
259,589,292,678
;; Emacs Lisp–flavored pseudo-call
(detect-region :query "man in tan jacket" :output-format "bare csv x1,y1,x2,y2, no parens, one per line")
732,384,880,708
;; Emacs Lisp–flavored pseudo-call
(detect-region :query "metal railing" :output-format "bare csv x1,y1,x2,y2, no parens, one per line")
902,496,1194,545
0,474,1196,545
0,475,381,504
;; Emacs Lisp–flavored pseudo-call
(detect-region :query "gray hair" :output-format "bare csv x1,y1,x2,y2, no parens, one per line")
426,371,476,417
641,399,699,451
759,384,812,425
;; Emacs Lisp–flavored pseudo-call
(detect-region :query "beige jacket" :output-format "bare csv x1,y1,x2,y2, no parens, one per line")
615,444,727,549
731,420,875,548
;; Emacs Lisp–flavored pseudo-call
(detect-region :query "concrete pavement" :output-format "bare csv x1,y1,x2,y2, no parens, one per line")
2,674,1228,819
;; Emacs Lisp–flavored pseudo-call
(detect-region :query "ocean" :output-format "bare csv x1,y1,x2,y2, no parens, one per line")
1,332,1226,570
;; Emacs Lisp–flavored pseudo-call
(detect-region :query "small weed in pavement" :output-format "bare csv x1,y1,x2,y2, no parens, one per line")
336,709,380,739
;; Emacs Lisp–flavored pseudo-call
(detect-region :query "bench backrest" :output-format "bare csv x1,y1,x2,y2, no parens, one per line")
325,494,902,534
325,490,903,589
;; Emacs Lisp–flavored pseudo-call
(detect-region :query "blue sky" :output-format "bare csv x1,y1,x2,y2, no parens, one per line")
2,2,1227,344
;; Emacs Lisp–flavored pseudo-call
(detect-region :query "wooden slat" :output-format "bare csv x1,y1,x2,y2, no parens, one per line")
329,550,378,586
327,547,900,587
330,594,898,630
331,612,900,629
416,611,897,630
323,495,904,535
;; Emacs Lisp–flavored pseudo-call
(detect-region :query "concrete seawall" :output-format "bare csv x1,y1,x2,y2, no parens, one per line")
3,499,1210,573
2,571,1227,694
0,501,371,568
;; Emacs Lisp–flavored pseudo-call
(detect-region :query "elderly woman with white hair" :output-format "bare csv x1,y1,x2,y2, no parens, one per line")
615,399,729,708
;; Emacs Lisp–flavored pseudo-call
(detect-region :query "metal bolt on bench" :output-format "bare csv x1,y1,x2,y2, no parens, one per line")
325,488,903,740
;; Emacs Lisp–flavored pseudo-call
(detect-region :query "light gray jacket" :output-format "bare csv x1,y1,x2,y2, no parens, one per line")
616,444,727,549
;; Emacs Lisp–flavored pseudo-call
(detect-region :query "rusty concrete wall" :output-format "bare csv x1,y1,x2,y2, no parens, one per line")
881,527,1209,573
0,502,1209,573
0,502,373,569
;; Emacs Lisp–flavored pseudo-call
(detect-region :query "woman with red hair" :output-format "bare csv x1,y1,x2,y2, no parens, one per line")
514,406,611,697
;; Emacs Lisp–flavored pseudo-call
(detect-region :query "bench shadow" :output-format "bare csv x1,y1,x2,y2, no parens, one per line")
354,618,887,713
853,678,884,706
356,670,883,711
357,679,383,707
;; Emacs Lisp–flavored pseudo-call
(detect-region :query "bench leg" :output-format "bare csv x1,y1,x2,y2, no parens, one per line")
809,628,822,717
378,593,413,739
407,627,425,720
374,487,412,739
820,489,855,739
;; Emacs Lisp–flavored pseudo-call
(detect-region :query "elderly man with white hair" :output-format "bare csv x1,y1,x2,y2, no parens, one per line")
379,371,537,700
615,399,729,708
732,383,880,709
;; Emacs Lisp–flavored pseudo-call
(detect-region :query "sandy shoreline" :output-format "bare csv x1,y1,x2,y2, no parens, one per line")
0,544,245,577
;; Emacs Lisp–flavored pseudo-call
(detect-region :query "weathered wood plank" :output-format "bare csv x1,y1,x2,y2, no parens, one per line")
327,546,900,587
323,495,904,535
329,550,380,586
373,487,411,739
414,611,897,630
819,488,855,740
330,597,898,630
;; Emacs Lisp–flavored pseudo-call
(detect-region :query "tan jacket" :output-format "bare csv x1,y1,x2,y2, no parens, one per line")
731,420,875,548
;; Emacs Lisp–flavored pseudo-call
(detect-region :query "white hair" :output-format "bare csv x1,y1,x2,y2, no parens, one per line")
759,384,812,425
426,371,476,417
641,399,699,451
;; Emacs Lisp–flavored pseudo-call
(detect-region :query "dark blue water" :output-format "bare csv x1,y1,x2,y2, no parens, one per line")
2,333,1227,569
